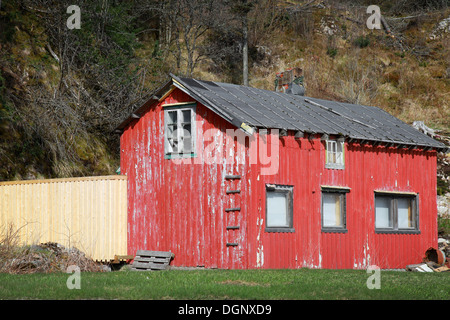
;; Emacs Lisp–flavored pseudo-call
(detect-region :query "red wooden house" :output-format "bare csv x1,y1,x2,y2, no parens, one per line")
117,74,447,269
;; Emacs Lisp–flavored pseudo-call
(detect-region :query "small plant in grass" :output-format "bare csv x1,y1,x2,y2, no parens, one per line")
354,36,370,48
326,47,338,58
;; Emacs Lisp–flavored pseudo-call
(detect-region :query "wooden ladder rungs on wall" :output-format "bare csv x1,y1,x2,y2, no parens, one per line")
225,175,241,180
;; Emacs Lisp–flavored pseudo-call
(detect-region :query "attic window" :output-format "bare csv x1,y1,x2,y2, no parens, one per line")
164,104,196,158
325,139,345,169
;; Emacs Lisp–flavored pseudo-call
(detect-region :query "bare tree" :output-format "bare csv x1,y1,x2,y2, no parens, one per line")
143,0,228,77
1,0,146,177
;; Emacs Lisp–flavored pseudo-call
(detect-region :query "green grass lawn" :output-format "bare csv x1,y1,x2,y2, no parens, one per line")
0,268,448,300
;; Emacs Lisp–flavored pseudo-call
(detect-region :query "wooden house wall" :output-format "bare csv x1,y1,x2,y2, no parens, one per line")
121,88,250,269
121,87,438,269
247,133,437,269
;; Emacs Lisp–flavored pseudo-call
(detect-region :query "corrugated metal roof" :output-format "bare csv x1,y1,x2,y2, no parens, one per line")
173,75,446,150
118,75,447,150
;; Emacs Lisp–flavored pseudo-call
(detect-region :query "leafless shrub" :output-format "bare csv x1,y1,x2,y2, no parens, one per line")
388,0,449,15
0,223,26,262
335,56,379,105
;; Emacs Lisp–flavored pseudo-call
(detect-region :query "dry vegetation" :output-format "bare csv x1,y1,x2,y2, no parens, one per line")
215,2,450,131
0,0,449,181
0,223,103,274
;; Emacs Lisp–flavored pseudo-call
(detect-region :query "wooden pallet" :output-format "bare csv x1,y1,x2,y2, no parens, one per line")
131,250,174,271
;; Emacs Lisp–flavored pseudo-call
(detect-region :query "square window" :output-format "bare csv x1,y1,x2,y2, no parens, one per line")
321,187,348,232
265,184,294,232
374,192,419,233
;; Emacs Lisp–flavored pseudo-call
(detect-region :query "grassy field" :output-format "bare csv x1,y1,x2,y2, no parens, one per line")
0,268,448,300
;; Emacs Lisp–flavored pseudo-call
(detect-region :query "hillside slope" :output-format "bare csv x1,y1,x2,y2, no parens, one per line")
0,0,449,182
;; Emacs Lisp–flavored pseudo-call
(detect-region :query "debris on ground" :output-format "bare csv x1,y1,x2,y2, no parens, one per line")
406,263,435,272
0,242,104,274
406,239,450,272
424,247,446,265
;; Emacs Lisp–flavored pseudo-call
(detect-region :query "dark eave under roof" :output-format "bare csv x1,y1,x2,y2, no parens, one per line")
117,74,447,151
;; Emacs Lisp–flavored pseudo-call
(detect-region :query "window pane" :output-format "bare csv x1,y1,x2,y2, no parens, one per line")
336,142,343,164
375,197,392,228
168,111,177,124
323,193,343,227
182,124,191,137
398,198,413,228
327,142,334,164
182,110,191,123
167,124,178,152
335,151,342,164
182,124,192,153
167,124,177,137
267,192,288,227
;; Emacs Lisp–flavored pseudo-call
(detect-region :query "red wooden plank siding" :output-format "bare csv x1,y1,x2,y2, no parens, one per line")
121,87,438,270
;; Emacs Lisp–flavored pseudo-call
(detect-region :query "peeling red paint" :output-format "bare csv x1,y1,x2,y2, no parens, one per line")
120,87,438,269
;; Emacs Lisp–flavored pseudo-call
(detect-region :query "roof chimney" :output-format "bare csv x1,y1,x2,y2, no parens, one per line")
275,67,305,96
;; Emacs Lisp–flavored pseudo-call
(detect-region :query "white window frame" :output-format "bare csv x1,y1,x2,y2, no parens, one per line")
164,104,196,158
325,139,345,169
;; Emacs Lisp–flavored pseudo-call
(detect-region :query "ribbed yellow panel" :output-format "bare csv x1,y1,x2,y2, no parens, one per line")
0,176,127,261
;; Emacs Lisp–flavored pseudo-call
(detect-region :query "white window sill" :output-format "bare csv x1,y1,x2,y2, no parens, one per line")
325,163,345,170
